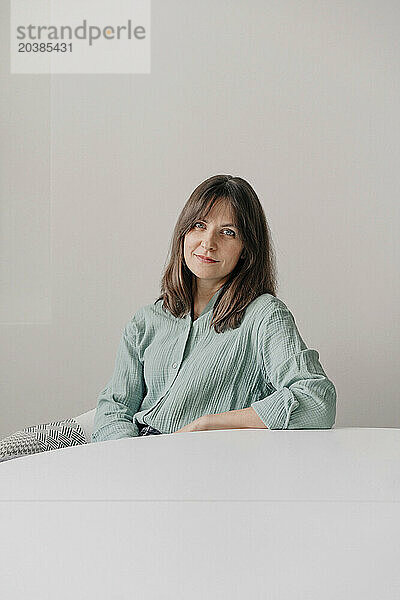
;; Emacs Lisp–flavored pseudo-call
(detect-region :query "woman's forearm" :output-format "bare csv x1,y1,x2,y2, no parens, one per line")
203,407,267,430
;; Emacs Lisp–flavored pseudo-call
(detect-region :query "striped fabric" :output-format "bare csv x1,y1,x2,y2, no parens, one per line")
92,289,336,443
0,419,87,462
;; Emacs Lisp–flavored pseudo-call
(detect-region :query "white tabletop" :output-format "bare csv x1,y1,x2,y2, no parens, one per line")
1,427,399,502
1,428,399,599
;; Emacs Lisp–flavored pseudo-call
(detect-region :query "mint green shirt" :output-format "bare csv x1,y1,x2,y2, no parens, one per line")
91,289,336,442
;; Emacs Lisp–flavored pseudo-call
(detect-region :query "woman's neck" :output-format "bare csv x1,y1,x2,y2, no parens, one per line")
192,280,223,307
192,281,224,320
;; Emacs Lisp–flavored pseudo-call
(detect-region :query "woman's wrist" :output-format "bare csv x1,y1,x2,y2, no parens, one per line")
199,408,267,431
197,414,211,430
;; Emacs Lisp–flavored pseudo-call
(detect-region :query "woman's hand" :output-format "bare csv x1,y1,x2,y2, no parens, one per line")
174,415,209,434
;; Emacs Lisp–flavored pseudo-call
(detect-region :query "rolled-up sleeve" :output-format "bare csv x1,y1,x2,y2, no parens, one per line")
251,303,337,429
91,318,145,443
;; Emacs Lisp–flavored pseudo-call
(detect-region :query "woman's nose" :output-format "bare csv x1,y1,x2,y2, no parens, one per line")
201,236,215,250
200,229,217,250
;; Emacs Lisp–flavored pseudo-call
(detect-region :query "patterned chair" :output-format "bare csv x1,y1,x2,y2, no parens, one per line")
0,409,96,463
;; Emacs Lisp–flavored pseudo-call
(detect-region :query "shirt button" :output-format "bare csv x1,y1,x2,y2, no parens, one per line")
172,363,178,369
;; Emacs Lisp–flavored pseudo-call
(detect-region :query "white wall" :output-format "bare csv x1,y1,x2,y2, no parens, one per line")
1,0,399,437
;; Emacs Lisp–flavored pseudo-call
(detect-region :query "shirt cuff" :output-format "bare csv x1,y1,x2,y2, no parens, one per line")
251,388,300,430
91,420,139,443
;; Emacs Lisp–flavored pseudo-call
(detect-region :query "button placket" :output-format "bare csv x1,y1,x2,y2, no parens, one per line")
167,318,193,381
141,321,191,424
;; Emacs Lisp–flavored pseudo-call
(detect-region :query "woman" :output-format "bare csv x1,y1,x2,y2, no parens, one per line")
91,175,336,442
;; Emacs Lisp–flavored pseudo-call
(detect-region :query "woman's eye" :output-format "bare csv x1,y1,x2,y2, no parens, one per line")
192,223,236,237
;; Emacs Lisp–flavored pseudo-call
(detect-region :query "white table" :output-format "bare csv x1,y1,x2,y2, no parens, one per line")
1,428,399,599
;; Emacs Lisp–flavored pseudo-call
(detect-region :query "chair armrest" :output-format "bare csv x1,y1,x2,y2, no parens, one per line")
74,409,96,443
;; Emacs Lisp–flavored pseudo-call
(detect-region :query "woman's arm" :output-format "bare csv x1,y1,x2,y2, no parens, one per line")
91,319,145,442
176,300,336,433
249,302,337,429
175,407,266,432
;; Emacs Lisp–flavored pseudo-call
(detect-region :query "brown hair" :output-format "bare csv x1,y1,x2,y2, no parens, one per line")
156,174,277,332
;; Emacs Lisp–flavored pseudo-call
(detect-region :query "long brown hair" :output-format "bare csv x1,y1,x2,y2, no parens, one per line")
156,174,277,332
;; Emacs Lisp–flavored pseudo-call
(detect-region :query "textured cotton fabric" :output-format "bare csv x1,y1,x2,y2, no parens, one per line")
92,289,336,443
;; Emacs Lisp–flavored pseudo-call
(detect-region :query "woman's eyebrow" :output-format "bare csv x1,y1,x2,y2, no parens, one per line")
201,219,238,228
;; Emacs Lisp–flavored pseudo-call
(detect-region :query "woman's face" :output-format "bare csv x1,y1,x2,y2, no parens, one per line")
183,201,244,289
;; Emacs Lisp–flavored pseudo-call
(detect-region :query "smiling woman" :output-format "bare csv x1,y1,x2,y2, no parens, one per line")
183,202,244,319
159,174,277,332
91,174,337,442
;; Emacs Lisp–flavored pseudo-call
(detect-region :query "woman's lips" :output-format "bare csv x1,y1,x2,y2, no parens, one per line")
195,255,218,264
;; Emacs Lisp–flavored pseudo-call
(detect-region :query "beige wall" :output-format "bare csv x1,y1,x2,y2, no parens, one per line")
1,0,399,437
